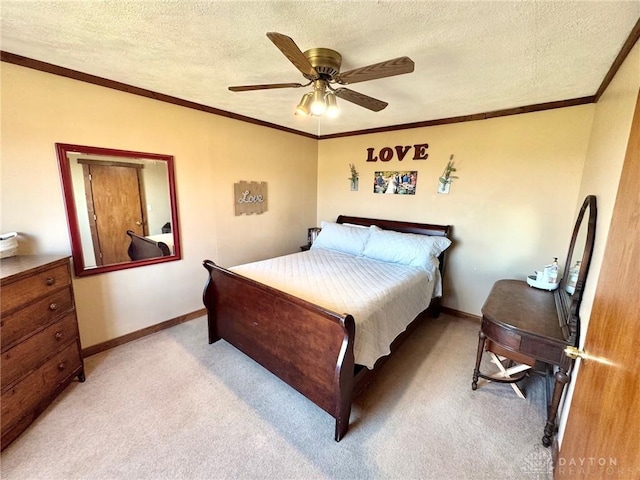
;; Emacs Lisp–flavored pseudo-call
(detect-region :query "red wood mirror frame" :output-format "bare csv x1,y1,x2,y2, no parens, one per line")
56,143,181,276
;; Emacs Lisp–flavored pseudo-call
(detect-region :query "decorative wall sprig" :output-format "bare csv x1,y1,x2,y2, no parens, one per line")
348,163,359,182
348,163,359,191
439,155,459,185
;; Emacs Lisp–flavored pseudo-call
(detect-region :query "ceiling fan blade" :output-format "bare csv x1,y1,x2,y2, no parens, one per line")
229,82,305,92
266,32,318,79
334,88,388,112
337,56,414,85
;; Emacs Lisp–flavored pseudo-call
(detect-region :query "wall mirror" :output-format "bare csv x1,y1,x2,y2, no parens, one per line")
557,195,597,344
56,143,181,277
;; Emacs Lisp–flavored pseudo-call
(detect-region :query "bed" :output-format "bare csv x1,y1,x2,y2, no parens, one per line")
126,230,171,260
202,215,452,441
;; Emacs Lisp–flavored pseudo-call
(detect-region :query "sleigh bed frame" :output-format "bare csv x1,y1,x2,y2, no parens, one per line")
202,215,451,441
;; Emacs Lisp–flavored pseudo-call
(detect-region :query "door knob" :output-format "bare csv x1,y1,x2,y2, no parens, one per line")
564,346,587,360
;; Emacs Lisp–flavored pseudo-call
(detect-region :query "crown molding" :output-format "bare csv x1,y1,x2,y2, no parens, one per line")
317,97,596,140
0,51,317,140
3,17,639,141
594,17,640,102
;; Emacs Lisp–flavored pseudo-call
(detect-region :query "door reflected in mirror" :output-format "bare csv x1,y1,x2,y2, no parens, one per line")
56,143,181,276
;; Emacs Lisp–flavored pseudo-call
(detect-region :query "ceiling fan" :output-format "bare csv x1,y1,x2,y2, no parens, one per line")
228,32,415,117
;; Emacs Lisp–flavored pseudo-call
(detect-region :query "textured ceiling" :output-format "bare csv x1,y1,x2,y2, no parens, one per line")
1,1,639,136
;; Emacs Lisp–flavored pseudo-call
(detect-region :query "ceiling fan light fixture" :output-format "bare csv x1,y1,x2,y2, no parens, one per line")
325,92,339,118
295,92,312,116
310,88,326,116
229,33,412,118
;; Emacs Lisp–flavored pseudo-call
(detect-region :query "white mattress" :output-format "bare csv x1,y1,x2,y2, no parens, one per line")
230,248,438,369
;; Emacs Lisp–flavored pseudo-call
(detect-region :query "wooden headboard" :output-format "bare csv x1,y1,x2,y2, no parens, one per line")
336,215,451,238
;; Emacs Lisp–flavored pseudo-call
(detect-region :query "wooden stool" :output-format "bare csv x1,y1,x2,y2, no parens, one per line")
477,340,536,398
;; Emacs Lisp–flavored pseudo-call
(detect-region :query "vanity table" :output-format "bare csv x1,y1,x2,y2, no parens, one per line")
472,195,597,447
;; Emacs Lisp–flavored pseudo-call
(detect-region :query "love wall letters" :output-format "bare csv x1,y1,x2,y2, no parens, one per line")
366,143,429,162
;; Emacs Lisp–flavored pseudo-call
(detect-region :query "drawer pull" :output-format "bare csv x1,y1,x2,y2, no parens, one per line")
46,277,56,286
58,363,66,371
49,303,58,310
55,331,64,340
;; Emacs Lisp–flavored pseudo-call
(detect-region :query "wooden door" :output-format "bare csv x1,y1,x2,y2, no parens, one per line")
557,92,640,478
84,163,145,265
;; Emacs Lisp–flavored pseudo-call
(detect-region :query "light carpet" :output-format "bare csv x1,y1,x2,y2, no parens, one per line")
0,314,553,479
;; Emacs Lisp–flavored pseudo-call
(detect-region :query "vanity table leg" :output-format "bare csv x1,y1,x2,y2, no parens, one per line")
543,367,570,447
472,330,487,390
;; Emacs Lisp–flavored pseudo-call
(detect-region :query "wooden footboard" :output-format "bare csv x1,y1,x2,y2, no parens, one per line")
202,260,356,441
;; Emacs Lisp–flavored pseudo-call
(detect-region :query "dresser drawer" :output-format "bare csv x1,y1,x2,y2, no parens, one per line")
1,264,71,314
482,318,522,351
2,313,80,390
1,342,81,433
1,287,74,353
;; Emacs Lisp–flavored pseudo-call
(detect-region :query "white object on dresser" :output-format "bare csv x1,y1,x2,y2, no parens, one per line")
0,232,18,258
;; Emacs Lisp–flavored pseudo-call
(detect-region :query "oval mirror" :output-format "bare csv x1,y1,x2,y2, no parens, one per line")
56,143,181,276
557,195,597,344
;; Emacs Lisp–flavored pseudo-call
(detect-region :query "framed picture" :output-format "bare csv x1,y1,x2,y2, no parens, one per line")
373,171,418,195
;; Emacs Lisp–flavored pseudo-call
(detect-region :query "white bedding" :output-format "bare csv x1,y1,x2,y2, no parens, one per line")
229,248,438,369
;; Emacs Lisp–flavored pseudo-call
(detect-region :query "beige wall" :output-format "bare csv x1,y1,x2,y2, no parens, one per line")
557,41,640,445
318,106,595,315
1,63,318,348
572,41,640,338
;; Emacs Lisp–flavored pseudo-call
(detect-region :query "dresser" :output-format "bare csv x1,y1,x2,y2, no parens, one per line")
1,255,85,450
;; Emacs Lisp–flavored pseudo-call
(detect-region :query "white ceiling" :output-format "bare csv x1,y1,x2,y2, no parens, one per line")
1,1,639,137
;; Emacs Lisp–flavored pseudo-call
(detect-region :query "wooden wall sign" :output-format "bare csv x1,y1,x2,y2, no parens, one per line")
234,181,267,216
366,143,429,162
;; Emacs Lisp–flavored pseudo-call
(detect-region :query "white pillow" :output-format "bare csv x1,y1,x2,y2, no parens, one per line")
362,228,452,270
310,221,373,256
341,222,368,229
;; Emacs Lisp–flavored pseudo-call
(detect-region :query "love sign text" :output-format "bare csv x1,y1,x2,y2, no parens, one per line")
238,190,264,204
366,143,429,162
